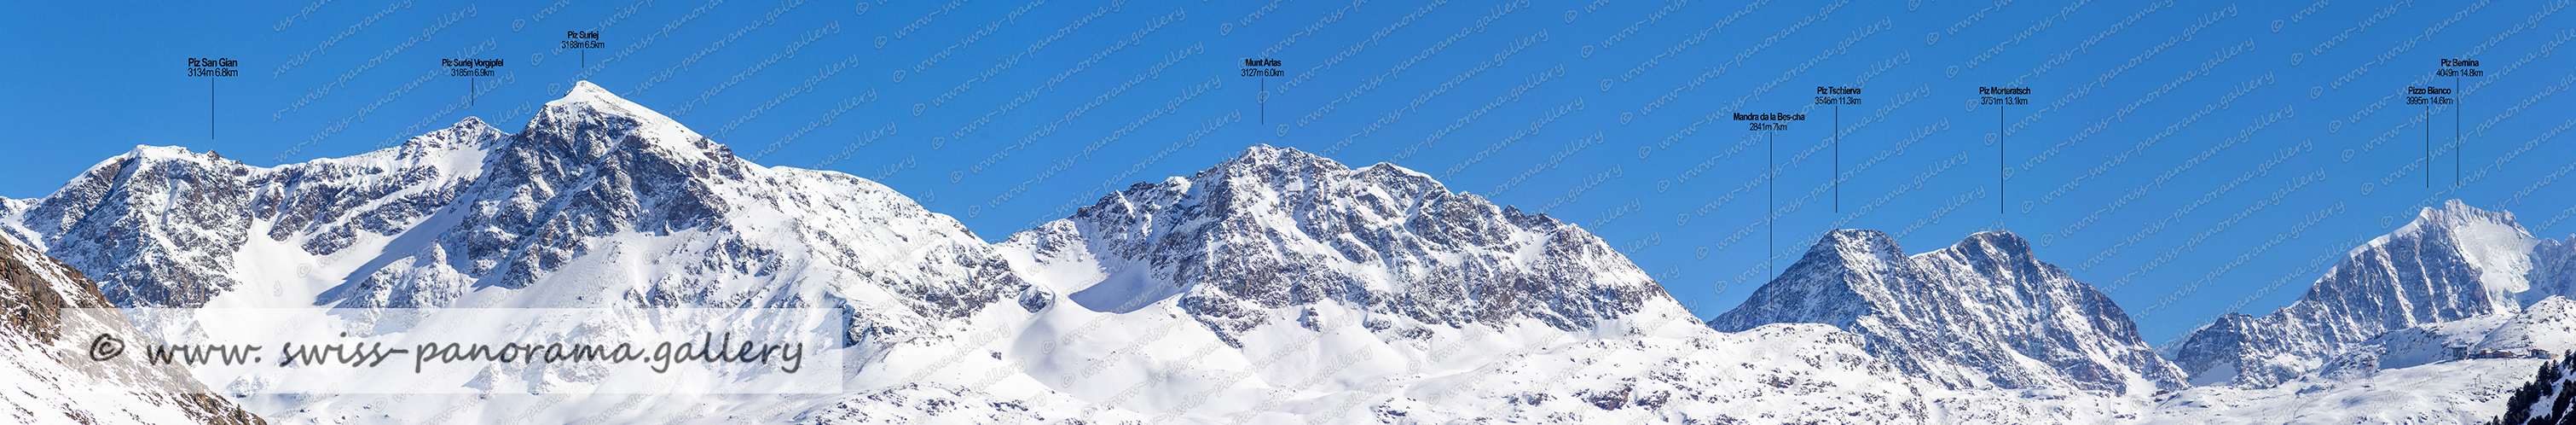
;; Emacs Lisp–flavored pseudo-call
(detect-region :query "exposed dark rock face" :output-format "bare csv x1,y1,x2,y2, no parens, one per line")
0,234,264,424
1711,229,2186,394
1000,145,1678,346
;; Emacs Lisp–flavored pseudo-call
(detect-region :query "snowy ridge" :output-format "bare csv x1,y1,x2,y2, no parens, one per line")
996,145,1689,346
2173,201,2545,387
2,81,1027,344
0,82,1035,423
0,117,508,309
1711,229,2186,394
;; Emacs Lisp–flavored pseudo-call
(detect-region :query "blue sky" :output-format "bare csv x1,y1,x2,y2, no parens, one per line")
3,0,2573,344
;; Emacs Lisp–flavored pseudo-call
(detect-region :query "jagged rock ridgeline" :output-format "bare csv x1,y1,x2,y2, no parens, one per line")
1711,229,2187,394
998,144,1687,346
0,81,1029,346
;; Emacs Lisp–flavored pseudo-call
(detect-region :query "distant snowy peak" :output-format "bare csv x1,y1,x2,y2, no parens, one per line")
2174,200,2548,387
2383,200,2539,298
1711,229,2185,394
999,144,1684,346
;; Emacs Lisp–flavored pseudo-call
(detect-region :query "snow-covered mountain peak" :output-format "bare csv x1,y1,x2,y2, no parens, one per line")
379,117,508,163
1951,229,2030,252
2394,200,2525,235
1214,143,1346,172
1197,144,1456,204
2377,200,2533,256
2174,200,2549,387
113,144,225,164
542,80,665,126
1715,229,2185,393
1,81,1027,343
1001,143,1680,346
71,145,254,183
408,116,502,146
2388,201,2539,296
1805,229,1909,264
521,80,723,162
545,80,654,118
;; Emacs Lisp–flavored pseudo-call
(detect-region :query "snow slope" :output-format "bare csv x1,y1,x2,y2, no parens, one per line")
2139,297,2576,424
0,228,265,424
2145,358,2538,424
